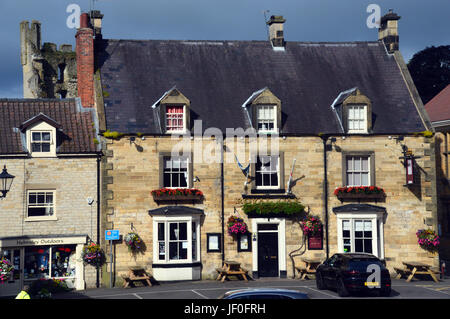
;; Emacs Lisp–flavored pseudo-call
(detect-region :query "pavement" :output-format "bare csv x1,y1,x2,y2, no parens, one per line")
52,276,450,299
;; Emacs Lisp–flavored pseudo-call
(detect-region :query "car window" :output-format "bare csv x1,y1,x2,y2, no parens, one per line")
348,258,384,271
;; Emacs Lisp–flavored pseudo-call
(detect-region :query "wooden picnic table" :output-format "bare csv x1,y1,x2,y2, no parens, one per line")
296,258,322,280
121,267,152,288
216,260,248,282
399,261,439,283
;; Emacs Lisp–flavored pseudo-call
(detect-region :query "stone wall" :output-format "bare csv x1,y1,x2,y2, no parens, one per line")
0,157,98,288
103,133,438,284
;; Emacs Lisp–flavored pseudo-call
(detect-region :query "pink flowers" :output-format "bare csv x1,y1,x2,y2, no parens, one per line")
300,215,323,236
227,216,248,235
416,229,439,251
0,259,13,283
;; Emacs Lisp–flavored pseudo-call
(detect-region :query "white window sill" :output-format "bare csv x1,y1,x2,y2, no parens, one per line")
347,130,368,134
25,216,58,222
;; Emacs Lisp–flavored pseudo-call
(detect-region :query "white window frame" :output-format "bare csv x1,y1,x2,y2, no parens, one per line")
347,104,368,134
25,190,57,222
336,212,384,259
165,105,186,134
346,155,370,187
257,105,277,133
255,155,280,190
26,122,57,157
152,216,201,265
162,156,189,189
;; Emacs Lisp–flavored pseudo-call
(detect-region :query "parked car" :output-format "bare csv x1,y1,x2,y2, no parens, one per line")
315,253,391,297
219,288,309,299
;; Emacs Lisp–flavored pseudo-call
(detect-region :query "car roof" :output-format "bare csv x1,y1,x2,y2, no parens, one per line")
337,253,379,259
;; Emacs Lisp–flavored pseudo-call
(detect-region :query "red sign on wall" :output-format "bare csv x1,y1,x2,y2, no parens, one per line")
308,232,323,250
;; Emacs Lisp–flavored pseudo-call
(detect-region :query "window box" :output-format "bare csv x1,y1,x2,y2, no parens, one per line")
334,186,385,201
151,188,204,202
242,200,305,218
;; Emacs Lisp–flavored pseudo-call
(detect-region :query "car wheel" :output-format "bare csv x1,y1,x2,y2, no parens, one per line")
316,272,326,290
337,278,349,297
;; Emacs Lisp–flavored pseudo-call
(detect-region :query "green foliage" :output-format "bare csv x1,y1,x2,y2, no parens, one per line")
407,45,450,104
102,130,125,140
242,200,305,216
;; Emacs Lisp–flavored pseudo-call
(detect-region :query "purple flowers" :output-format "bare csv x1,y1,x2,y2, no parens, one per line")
0,259,13,283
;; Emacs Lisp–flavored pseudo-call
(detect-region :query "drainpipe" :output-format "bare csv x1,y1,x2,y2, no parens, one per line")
321,136,330,260
96,153,101,288
221,140,225,263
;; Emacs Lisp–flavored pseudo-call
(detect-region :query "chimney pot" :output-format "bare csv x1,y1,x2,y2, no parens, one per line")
80,13,90,29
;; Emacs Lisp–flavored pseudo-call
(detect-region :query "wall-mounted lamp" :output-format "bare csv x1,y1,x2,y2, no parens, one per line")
0,165,15,199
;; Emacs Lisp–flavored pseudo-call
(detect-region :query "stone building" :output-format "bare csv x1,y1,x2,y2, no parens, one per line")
425,84,450,262
72,10,440,285
20,20,77,99
0,98,101,296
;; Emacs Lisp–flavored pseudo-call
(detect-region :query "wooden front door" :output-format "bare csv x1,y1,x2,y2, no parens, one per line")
257,232,279,277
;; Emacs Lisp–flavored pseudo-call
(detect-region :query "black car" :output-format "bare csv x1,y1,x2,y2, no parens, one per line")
316,253,391,297
219,288,309,299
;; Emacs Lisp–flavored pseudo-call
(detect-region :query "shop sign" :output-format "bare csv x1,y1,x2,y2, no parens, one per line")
0,236,87,248
307,232,323,250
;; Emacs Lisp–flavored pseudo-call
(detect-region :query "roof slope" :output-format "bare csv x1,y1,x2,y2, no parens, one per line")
425,84,450,123
0,99,98,155
97,39,425,134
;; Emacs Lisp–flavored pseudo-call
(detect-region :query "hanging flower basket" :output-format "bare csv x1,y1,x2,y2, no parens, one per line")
334,186,385,201
124,232,144,253
0,259,13,283
416,229,440,252
227,216,248,236
300,215,323,237
151,188,204,201
81,242,105,267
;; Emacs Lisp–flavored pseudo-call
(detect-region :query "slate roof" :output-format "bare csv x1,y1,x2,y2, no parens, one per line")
425,84,450,123
97,39,426,134
0,99,98,155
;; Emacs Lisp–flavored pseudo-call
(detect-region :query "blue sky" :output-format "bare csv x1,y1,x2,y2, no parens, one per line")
0,0,449,97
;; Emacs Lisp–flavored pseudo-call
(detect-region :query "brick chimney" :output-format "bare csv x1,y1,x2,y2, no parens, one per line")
76,13,94,108
266,15,286,49
378,9,401,54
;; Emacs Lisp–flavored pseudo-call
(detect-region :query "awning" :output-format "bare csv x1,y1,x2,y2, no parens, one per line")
332,204,386,214
148,205,204,216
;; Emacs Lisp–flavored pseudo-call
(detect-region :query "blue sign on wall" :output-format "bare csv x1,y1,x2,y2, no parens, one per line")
105,230,120,241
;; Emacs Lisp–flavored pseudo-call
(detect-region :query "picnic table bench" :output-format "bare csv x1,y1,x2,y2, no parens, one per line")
394,261,440,283
216,260,248,282
295,258,322,280
121,267,152,288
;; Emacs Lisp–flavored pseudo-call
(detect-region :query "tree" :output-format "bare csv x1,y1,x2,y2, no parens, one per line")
407,45,450,104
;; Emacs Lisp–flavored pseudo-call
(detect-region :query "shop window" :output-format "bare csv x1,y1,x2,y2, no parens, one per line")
24,245,76,280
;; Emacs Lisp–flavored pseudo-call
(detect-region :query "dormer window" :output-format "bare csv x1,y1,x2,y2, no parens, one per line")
166,106,185,132
257,105,277,133
31,131,52,153
151,88,191,134
331,88,372,135
19,113,60,158
347,105,368,133
242,87,281,134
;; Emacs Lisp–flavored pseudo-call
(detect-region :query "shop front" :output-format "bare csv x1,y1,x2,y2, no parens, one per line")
0,235,88,297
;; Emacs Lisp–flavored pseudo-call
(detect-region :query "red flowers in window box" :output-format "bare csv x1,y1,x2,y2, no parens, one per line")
151,188,204,201
334,186,385,200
